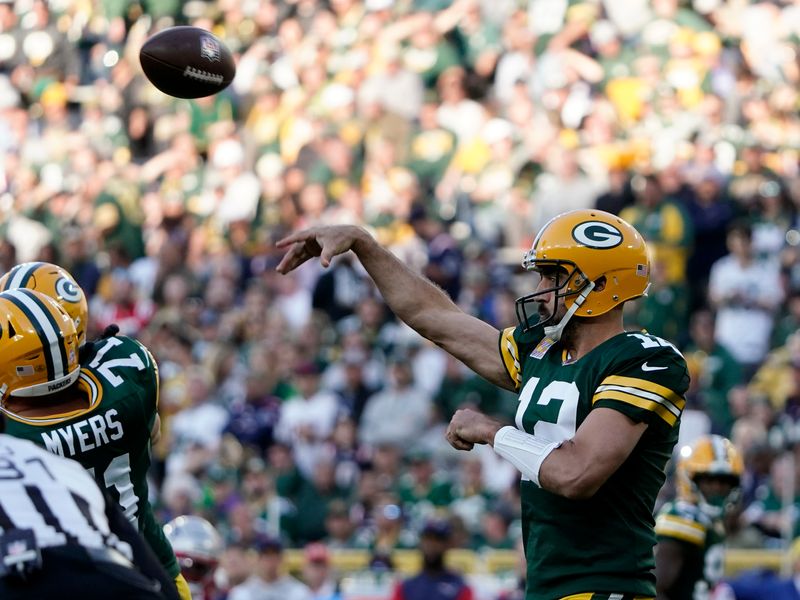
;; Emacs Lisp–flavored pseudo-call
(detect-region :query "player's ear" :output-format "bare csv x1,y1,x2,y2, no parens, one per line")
594,276,607,292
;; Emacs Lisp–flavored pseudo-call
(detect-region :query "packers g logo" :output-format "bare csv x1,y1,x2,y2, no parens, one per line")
55,277,81,303
571,221,623,249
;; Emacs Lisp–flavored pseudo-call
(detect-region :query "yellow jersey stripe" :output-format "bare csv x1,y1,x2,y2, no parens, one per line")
499,327,521,390
592,390,678,427
656,515,706,545
560,594,594,600
600,375,685,409
595,384,681,417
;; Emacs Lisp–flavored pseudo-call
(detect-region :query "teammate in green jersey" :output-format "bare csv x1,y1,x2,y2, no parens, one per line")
277,208,689,599
0,263,191,600
655,434,743,600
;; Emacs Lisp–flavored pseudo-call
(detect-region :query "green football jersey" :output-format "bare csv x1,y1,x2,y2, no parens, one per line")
499,324,689,600
655,500,725,600
5,335,179,578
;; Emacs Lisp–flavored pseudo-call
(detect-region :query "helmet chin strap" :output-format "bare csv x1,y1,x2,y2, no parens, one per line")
543,280,595,342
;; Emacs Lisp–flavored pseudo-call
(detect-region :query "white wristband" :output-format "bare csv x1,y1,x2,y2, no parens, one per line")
492,426,562,487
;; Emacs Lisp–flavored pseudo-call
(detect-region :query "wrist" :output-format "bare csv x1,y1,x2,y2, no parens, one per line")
486,421,505,446
350,227,373,255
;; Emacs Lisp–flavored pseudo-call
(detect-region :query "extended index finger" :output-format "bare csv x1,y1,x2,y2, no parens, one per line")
275,229,317,248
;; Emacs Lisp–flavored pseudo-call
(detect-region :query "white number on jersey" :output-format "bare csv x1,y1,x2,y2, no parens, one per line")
89,338,146,388
516,377,580,442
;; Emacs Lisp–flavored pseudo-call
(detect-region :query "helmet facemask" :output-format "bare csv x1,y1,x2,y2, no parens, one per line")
515,257,596,342
691,473,741,519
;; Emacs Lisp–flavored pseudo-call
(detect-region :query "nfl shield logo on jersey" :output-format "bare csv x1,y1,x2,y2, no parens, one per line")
200,36,221,62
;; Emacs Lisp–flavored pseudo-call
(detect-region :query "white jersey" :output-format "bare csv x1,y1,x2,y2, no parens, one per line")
0,434,131,558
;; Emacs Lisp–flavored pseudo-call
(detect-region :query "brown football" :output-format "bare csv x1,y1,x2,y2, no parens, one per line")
139,26,235,99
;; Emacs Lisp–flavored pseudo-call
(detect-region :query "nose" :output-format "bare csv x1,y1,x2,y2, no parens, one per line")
533,275,554,302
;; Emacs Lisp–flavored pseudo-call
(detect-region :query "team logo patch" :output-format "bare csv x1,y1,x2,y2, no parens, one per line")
571,221,623,249
55,277,81,303
199,36,221,62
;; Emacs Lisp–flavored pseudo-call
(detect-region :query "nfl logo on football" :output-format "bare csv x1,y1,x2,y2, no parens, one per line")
200,36,220,62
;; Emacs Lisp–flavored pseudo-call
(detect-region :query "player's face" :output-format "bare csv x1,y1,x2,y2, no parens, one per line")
533,267,568,323
696,475,738,508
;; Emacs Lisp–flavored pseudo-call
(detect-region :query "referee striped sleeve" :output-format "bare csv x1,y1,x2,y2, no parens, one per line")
655,513,706,545
592,375,685,427
499,327,521,390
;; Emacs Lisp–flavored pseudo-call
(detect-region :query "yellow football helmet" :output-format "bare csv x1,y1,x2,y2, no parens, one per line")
0,262,89,346
0,289,81,415
676,434,744,517
517,209,650,339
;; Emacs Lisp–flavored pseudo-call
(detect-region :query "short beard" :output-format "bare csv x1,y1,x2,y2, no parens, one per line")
560,314,582,349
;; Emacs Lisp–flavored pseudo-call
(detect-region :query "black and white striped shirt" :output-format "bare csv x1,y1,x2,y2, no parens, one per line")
0,434,132,559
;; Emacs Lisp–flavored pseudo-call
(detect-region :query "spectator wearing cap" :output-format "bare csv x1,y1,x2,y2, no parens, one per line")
390,520,474,600
228,536,312,600
302,543,342,600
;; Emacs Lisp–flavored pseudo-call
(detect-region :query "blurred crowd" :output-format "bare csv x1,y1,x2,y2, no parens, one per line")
4,0,800,594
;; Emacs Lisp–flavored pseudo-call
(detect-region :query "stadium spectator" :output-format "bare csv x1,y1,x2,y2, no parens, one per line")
390,519,474,600
228,536,312,600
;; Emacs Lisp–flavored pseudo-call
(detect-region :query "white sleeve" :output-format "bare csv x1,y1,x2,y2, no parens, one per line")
492,426,563,487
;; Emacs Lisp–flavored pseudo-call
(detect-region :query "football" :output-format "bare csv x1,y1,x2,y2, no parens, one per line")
139,26,235,99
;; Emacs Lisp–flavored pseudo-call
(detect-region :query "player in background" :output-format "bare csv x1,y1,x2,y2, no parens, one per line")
0,268,190,600
164,515,225,600
277,209,689,599
655,435,744,600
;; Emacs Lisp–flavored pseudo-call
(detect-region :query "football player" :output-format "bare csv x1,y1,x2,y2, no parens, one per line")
164,515,225,600
0,266,190,600
655,435,743,600
277,209,689,599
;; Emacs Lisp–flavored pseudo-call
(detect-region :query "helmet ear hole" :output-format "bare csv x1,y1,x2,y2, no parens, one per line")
594,276,607,292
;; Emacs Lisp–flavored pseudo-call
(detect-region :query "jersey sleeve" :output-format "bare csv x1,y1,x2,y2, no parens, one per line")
498,324,548,391
655,502,708,546
591,336,689,429
499,327,523,391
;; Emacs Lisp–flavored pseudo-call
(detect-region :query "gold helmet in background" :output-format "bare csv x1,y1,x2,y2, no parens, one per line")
676,434,744,517
0,262,89,346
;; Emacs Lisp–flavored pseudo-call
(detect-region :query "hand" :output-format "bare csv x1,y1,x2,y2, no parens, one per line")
446,408,504,451
275,225,367,273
